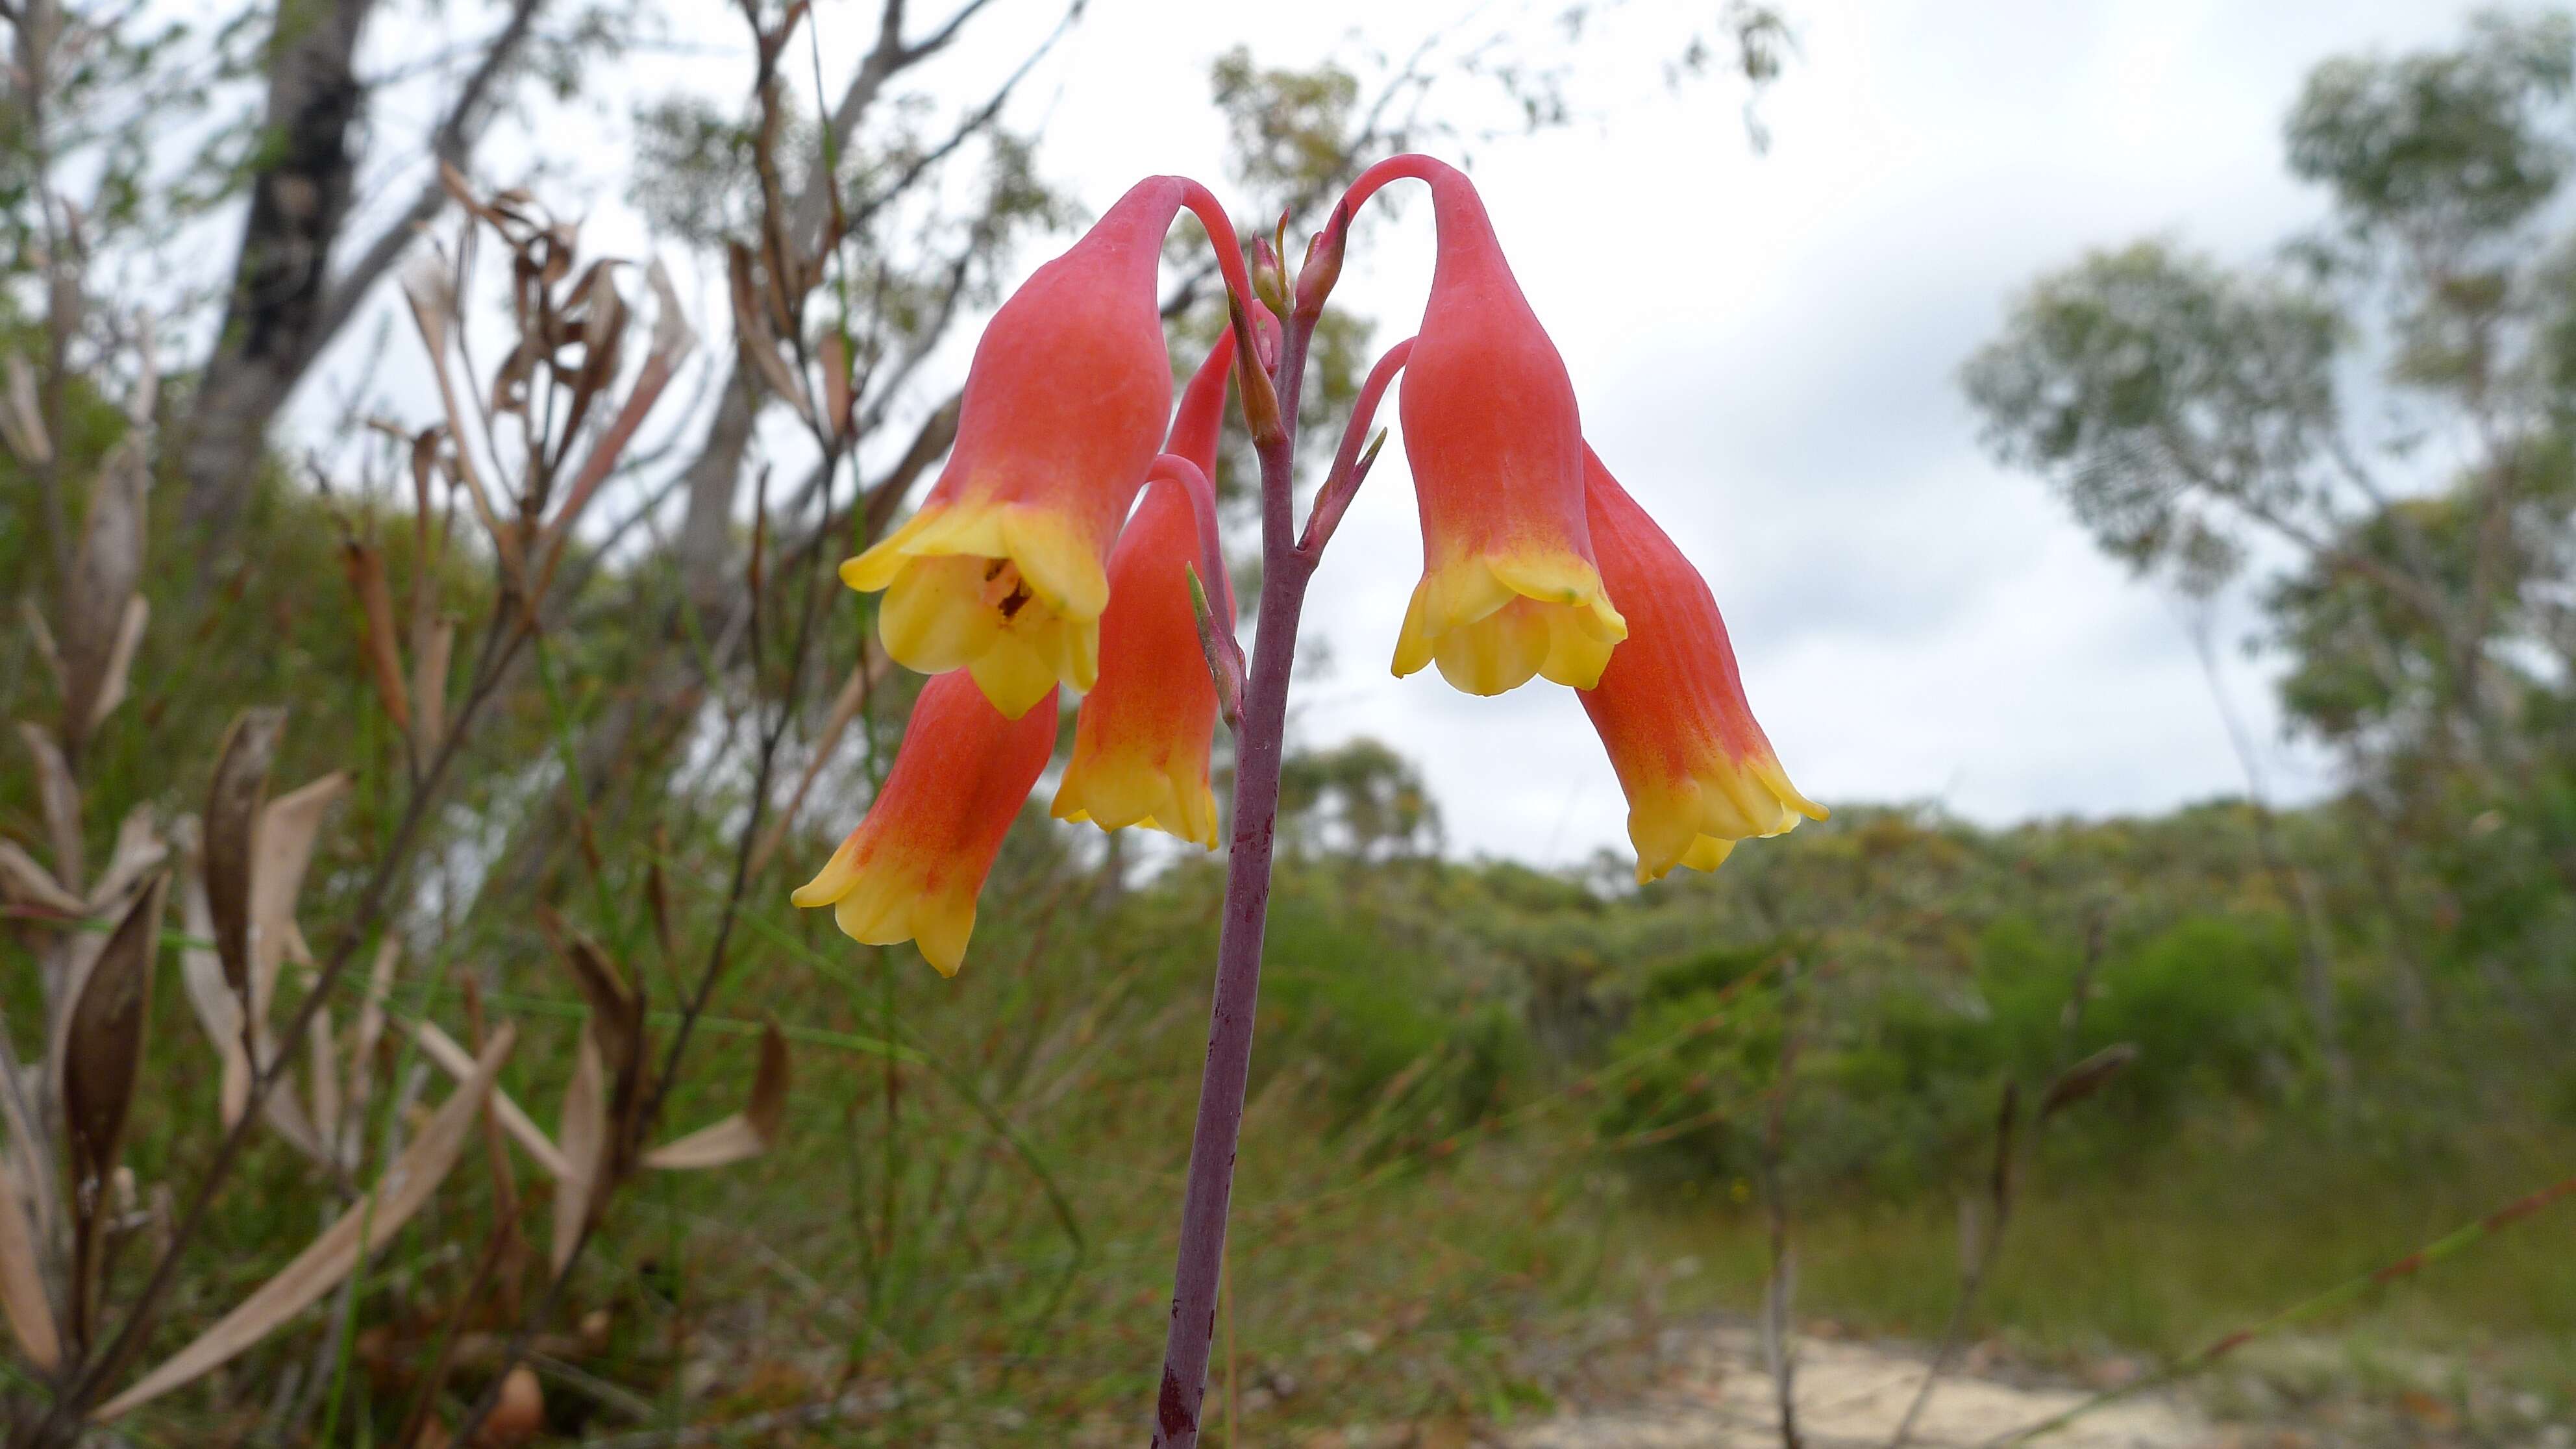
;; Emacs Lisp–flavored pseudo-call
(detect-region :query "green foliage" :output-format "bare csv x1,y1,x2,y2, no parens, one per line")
1961,241,2342,595
2287,11,2576,245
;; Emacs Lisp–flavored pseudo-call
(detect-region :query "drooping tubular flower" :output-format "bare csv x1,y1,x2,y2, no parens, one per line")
842,176,1255,719
1331,154,1626,696
1578,445,1824,883
1050,332,1239,848
790,670,1058,976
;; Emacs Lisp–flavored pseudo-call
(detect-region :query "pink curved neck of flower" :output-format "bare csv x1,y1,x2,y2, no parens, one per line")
1336,152,1465,221
1166,176,1262,330
1301,336,1415,554
1145,451,1233,625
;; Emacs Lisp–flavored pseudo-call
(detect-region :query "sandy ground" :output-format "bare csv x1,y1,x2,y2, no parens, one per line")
1506,1326,2204,1449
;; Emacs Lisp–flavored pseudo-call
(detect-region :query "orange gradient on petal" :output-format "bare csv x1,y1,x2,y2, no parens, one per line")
1342,155,1624,696
841,179,1189,714
790,671,1058,975
1577,446,1823,884
1051,331,1235,848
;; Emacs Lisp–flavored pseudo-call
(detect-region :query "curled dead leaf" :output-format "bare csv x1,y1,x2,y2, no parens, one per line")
86,807,166,915
0,840,84,917
18,722,82,892
340,538,410,732
642,1021,789,1171
60,440,149,747
177,865,252,1129
551,1030,604,1274
0,354,49,464
84,594,149,735
252,773,351,1021
0,1152,59,1372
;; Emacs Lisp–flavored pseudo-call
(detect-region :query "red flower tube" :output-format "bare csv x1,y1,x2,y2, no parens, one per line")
843,177,1256,717
789,670,1059,975
1578,445,1823,882
1050,331,1238,848
1332,154,1626,695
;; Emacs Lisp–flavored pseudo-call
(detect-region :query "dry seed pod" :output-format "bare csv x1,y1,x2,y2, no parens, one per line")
63,871,168,1337
202,708,286,1003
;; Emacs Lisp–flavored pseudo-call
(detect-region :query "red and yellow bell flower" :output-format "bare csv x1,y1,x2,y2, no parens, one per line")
1335,155,1626,696
1050,332,1238,848
1578,445,1824,882
842,177,1250,719
790,670,1058,975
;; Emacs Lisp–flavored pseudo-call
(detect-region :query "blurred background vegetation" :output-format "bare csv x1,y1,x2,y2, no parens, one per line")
5,1,2576,1445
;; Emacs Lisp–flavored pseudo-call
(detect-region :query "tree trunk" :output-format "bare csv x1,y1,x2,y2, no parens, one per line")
177,0,379,547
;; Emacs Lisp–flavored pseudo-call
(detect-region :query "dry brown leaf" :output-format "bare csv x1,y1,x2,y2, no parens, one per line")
410,1019,566,1180
171,821,325,1163
551,1030,605,1272
0,1153,59,1372
86,807,165,914
18,721,82,891
18,599,62,695
252,773,351,1021
412,617,454,762
203,708,286,1004
60,439,149,745
0,840,85,916
62,872,167,1338
85,594,149,735
402,255,525,589
0,354,49,464
535,260,695,589
726,242,815,426
340,538,411,732
177,866,253,1130
92,1023,518,1422
821,329,853,443
642,1022,789,1171
401,253,457,362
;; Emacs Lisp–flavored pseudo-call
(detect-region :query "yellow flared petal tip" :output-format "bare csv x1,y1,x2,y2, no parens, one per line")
1396,553,1623,695
1052,756,1221,850
1637,832,1736,885
789,842,864,908
829,870,976,978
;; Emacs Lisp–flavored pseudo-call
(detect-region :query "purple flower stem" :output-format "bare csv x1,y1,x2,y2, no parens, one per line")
1148,306,1322,1449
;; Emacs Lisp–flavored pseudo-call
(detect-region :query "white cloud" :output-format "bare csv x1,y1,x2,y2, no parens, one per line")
310,0,2485,865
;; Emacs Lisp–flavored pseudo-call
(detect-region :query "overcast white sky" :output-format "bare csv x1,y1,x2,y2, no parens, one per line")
321,0,2496,867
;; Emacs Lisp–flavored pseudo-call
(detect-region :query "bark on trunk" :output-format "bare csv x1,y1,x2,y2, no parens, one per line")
179,0,379,545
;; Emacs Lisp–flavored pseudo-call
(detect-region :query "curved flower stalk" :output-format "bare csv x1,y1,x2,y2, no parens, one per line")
841,176,1257,718
790,671,1058,976
1333,154,1626,696
1578,445,1825,881
1052,332,1240,847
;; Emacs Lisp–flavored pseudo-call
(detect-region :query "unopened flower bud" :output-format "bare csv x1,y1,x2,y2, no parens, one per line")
1251,237,1289,316
1294,204,1349,316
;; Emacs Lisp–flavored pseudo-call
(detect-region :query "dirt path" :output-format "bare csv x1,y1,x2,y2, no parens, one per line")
1507,1327,2204,1449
